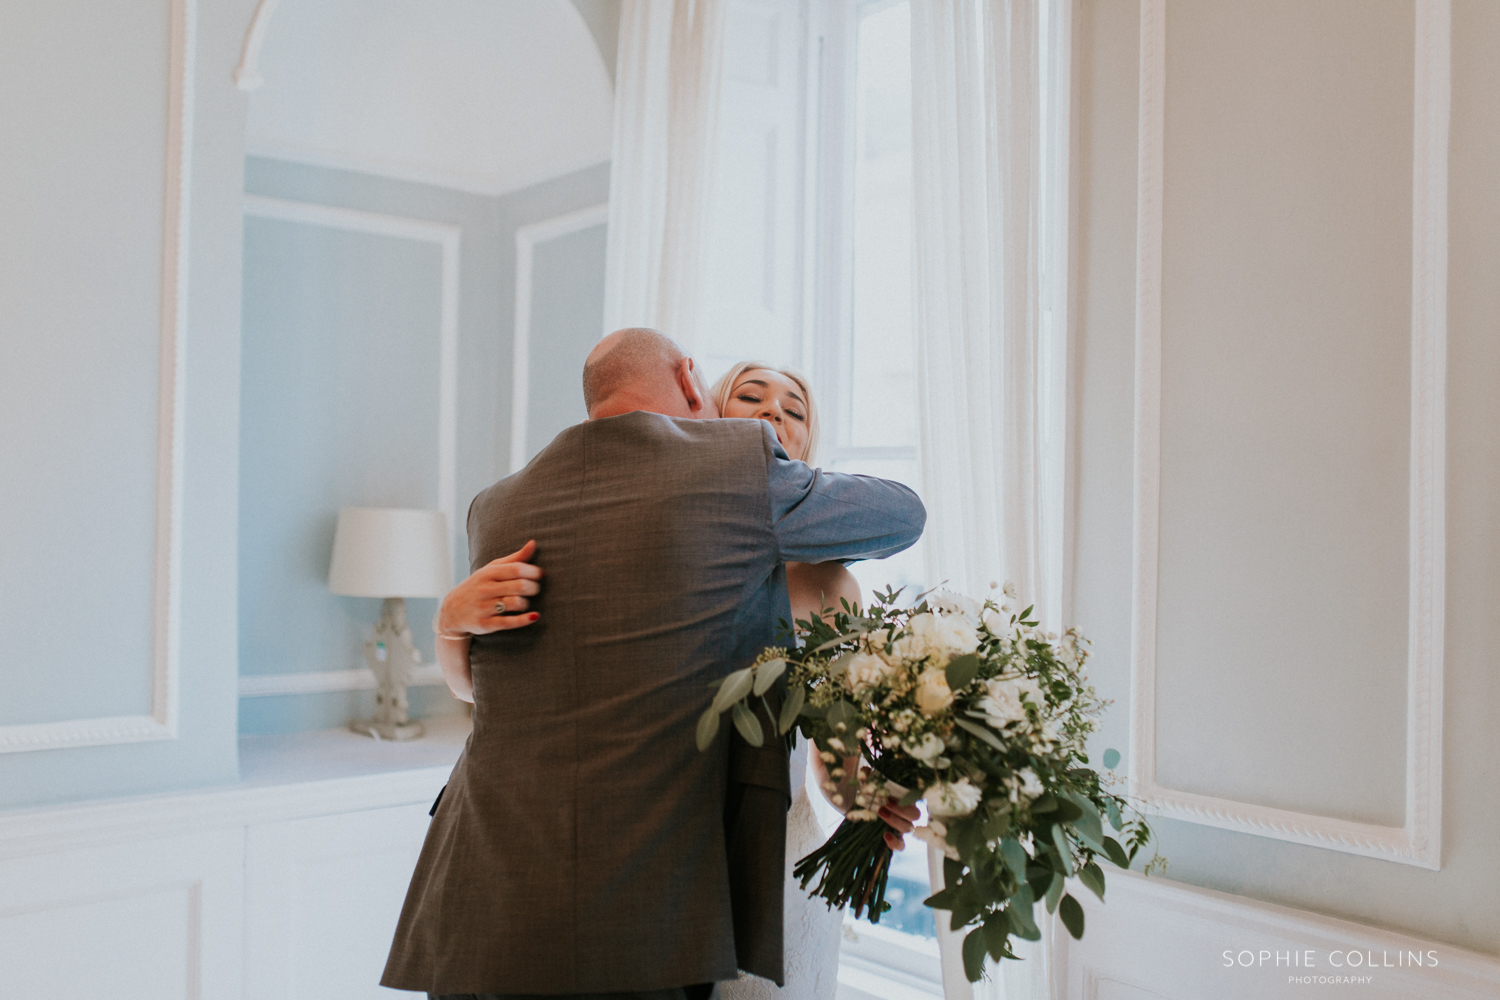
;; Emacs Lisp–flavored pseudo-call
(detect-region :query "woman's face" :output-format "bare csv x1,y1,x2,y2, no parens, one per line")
722,368,810,461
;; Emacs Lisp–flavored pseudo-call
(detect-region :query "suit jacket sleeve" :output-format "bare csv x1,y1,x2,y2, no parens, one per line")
761,423,927,563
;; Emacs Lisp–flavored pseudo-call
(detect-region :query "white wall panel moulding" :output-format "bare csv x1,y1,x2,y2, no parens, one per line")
243,141,613,199
0,0,195,755
238,664,446,698
241,196,461,559
510,203,611,474
1127,0,1449,868
0,764,450,864
234,0,278,91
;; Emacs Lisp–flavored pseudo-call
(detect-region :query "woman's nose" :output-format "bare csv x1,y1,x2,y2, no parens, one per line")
762,404,782,422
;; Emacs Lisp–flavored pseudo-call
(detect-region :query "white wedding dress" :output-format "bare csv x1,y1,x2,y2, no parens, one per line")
723,743,846,1000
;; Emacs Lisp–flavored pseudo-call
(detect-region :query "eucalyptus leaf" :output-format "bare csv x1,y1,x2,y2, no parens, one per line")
1006,884,1041,940
825,700,856,733
982,912,1012,961
695,708,720,751
731,702,764,746
1059,893,1085,940
1105,798,1124,831
1045,869,1065,914
711,668,755,713
777,684,806,735
962,928,987,983
898,785,923,807
1101,836,1131,870
1102,748,1121,770
1051,823,1075,876
1063,792,1104,848
945,653,982,692
999,838,1029,881
1078,862,1106,902
752,658,786,696
953,717,1007,753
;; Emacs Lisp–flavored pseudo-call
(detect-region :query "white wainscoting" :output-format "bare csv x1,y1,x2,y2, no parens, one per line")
1,722,1494,1000
1054,871,1500,1000
0,721,462,1000
246,805,434,999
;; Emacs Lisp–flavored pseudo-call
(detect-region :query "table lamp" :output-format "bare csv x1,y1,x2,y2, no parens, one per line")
328,507,452,740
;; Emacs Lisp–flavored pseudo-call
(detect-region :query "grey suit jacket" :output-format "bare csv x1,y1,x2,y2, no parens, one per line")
381,412,925,995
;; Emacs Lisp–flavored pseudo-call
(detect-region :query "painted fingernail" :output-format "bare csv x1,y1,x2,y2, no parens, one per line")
528,613,539,621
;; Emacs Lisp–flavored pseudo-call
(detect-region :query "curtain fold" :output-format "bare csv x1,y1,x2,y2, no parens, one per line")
602,0,728,355
911,0,1054,997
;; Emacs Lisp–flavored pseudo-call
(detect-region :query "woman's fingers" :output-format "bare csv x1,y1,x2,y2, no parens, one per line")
489,611,540,631
884,831,906,852
485,578,541,599
487,540,542,571
877,802,920,836
493,595,530,613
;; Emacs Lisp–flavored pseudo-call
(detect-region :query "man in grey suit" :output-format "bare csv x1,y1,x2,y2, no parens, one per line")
381,329,925,999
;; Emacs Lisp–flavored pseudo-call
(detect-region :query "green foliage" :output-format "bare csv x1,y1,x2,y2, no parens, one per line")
695,584,1160,982
1059,893,1085,939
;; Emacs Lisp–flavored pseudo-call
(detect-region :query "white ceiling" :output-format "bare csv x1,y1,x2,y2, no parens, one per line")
245,0,614,196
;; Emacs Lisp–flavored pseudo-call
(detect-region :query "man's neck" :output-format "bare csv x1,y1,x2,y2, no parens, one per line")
589,393,700,421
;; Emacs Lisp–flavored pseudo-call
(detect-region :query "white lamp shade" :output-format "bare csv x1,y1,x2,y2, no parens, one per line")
327,508,453,598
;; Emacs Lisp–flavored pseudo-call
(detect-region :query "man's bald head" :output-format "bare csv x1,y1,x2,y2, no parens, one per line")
582,328,717,420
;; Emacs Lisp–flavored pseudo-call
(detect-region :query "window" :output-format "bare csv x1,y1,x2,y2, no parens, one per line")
820,0,925,600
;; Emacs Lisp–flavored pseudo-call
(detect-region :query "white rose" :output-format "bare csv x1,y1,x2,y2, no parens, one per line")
892,617,935,663
844,651,892,694
977,677,1033,727
982,608,1007,636
924,778,983,819
909,611,979,657
906,732,946,762
913,668,954,716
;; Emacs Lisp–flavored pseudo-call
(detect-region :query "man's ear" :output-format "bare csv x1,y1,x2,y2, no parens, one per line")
678,357,717,418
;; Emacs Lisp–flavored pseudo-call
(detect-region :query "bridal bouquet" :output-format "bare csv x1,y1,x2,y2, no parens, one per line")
696,585,1159,982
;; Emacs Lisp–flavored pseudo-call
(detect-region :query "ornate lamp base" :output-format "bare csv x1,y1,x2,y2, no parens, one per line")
349,596,427,741
349,719,426,741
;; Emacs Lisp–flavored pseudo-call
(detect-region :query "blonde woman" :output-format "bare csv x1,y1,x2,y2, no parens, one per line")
437,359,919,999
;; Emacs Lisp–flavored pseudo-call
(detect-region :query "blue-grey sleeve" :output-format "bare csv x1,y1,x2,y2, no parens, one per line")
761,424,927,564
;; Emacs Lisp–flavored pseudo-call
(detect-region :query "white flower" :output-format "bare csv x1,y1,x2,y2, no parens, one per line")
1015,768,1045,800
907,732,946,762
866,628,899,664
925,778,983,818
915,611,980,656
982,608,1008,636
1003,582,1018,599
976,676,1040,728
913,668,954,716
929,590,981,624
844,651,892,694
913,819,960,860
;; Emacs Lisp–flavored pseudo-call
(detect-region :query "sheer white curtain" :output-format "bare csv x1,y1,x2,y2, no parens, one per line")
911,0,1057,997
602,0,728,356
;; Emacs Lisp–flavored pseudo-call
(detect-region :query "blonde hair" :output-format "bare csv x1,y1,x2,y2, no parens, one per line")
710,361,821,465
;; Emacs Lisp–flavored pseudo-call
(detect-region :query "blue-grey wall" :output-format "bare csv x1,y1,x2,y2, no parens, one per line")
524,224,609,461
0,0,258,809
238,157,609,734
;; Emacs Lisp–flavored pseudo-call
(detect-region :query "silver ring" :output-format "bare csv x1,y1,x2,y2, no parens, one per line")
494,600,507,616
